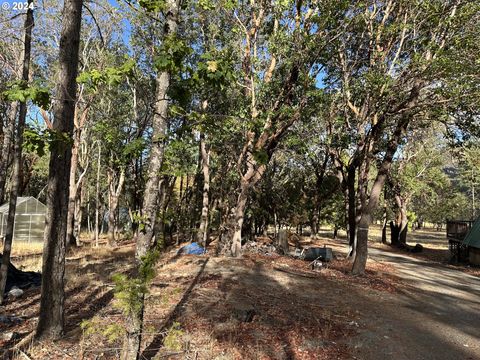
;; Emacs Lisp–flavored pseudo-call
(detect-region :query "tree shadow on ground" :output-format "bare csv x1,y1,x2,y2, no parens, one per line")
141,254,479,360
1,248,135,357
141,257,210,359
64,287,114,335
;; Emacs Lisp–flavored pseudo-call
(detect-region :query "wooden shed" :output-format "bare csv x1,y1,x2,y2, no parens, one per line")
0,197,47,243
462,218,480,265
447,218,480,265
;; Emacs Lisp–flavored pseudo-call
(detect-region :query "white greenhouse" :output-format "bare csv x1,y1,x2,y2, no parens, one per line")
0,197,47,243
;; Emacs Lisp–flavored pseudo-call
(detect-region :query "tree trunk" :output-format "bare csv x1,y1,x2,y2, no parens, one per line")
381,189,388,244
273,211,278,238
394,194,408,246
196,133,210,247
107,168,125,247
333,226,338,239
310,213,318,237
352,117,412,275
229,160,266,256
0,103,18,205
399,215,408,244
381,217,387,244
36,0,83,339
311,152,329,238
95,140,101,247
66,125,80,247
87,187,91,234
135,40,177,256
0,3,33,303
122,1,180,358
351,75,423,275
230,182,249,257
66,108,88,247
277,229,289,254
152,177,168,248
346,165,357,257
73,182,84,242
19,155,35,195
390,220,399,246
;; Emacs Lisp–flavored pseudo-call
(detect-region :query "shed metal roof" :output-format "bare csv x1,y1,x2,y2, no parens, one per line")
0,197,46,214
462,217,480,249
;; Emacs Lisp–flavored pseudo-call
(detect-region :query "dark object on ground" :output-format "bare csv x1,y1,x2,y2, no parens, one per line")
303,247,333,262
407,244,423,253
232,305,256,323
396,243,423,253
0,253,41,293
410,244,423,253
178,242,206,255
0,315,23,326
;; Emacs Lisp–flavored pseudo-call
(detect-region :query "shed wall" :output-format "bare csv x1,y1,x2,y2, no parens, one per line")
469,248,480,266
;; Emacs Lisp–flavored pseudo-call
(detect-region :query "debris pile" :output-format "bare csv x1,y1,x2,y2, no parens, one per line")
243,238,334,272
243,240,277,255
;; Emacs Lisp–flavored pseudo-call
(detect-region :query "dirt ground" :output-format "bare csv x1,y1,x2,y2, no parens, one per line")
1,228,479,359
322,233,480,360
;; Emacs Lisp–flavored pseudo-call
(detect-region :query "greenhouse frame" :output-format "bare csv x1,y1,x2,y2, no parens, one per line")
0,197,47,243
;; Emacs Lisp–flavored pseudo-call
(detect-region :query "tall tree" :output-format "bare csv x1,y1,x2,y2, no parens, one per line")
66,104,90,247
0,103,17,204
0,0,34,303
217,0,333,256
123,0,181,358
135,0,180,258
36,0,83,339
388,128,447,245
196,131,210,246
322,0,480,274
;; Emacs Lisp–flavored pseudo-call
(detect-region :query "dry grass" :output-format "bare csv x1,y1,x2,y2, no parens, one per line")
2,243,364,359
1,243,136,359
9,241,44,257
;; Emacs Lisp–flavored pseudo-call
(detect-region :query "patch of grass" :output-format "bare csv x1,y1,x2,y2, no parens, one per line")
81,316,124,343
164,322,185,351
13,255,42,272
10,241,44,256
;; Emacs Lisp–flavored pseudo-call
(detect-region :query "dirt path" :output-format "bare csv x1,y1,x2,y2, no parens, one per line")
140,241,480,360
148,243,480,360
348,246,480,360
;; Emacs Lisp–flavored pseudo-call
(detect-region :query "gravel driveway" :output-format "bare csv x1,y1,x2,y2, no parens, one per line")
349,247,480,360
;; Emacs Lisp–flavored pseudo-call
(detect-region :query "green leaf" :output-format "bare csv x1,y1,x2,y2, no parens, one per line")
138,0,165,12
2,81,50,109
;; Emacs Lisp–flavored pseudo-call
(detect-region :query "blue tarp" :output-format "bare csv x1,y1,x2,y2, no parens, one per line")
179,242,205,255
